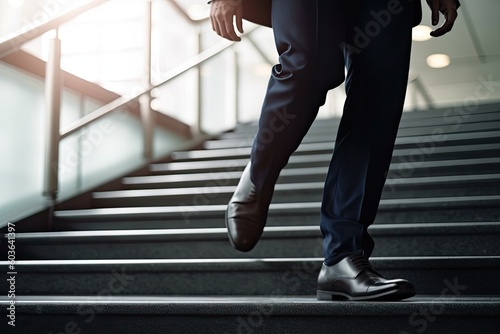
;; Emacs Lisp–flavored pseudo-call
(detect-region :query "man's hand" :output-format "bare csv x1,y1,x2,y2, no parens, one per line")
210,0,244,41
427,0,458,37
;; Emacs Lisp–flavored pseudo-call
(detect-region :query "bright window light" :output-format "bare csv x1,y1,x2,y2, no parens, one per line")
187,4,208,21
8,0,24,8
412,25,433,42
426,54,451,68
254,63,271,77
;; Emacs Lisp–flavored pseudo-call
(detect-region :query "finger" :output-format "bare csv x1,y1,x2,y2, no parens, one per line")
214,10,231,39
431,0,440,25
236,6,244,34
211,7,223,36
210,6,216,31
213,14,225,38
211,12,220,35
224,16,240,41
216,21,224,38
210,15,216,32
431,10,457,37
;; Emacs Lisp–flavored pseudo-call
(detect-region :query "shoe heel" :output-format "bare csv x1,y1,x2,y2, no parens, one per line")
317,290,333,301
317,290,349,301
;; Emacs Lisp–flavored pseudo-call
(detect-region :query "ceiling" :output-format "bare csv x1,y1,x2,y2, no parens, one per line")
176,0,500,113
192,0,500,111
409,0,500,108
2,0,499,112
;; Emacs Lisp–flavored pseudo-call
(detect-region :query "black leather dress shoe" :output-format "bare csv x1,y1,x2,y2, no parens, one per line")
225,162,272,252
317,253,416,301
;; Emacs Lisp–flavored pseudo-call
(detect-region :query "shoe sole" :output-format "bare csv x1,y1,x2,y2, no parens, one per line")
317,286,416,301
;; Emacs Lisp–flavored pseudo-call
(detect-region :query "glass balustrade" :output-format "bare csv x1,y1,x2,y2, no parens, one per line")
0,0,342,225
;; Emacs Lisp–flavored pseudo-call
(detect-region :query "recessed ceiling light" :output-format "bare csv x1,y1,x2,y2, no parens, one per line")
412,25,433,42
426,54,451,68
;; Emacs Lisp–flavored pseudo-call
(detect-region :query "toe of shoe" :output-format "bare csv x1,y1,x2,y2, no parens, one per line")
228,231,256,252
366,279,416,297
225,218,260,252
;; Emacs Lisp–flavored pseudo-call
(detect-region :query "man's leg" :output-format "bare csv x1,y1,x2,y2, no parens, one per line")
320,0,415,265
250,0,345,195
316,0,417,302
225,0,345,252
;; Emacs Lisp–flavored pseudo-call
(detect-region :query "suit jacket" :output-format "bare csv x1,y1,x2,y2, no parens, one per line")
242,0,460,29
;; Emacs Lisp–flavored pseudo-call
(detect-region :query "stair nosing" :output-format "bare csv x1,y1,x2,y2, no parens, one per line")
1,296,499,317
171,132,500,160
150,156,500,173
94,174,500,199
1,256,499,269
8,222,500,242
55,195,500,218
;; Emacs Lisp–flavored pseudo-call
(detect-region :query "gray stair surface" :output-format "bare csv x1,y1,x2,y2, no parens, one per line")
1,296,499,334
2,104,500,333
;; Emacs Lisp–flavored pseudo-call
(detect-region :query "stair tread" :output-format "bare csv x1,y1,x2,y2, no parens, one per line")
1,295,499,316
208,120,500,148
55,195,500,218
123,164,499,186
9,222,500,242
3,256,500,270
172,132,500,160
150,155,500,172
94,174,500,199
227,111,500,134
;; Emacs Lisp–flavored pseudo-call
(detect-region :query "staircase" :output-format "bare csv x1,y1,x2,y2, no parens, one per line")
2,104,500,333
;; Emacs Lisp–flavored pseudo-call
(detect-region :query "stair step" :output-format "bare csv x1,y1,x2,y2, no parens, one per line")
211,122,500,150
223,107,500,136
149,154,500,176
2,296,499,334
1,256,499,296
211,119,500,149
171,131,500,162
224,109,500,130
92,174,500,207
398,103,500,118
123,162,500,189
54,195,500,222
10,222,500,260
122,167,329,189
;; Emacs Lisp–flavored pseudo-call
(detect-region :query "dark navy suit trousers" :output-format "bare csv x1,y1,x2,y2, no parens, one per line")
250,0,415,265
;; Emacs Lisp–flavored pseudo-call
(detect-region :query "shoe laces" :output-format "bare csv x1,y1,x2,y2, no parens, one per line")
351,255,381,276
351,255,371,270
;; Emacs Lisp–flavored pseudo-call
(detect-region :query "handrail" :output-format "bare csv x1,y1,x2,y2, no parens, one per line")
0,0,110,59
0,0,210,60
0,0,267,215
60,27,259,139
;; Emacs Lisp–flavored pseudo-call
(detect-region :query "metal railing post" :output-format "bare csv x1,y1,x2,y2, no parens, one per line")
412,76,435,110
233,49,240,125
141,0,154,161
411,84,419,112
43,30,62,202
194,28,203,135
